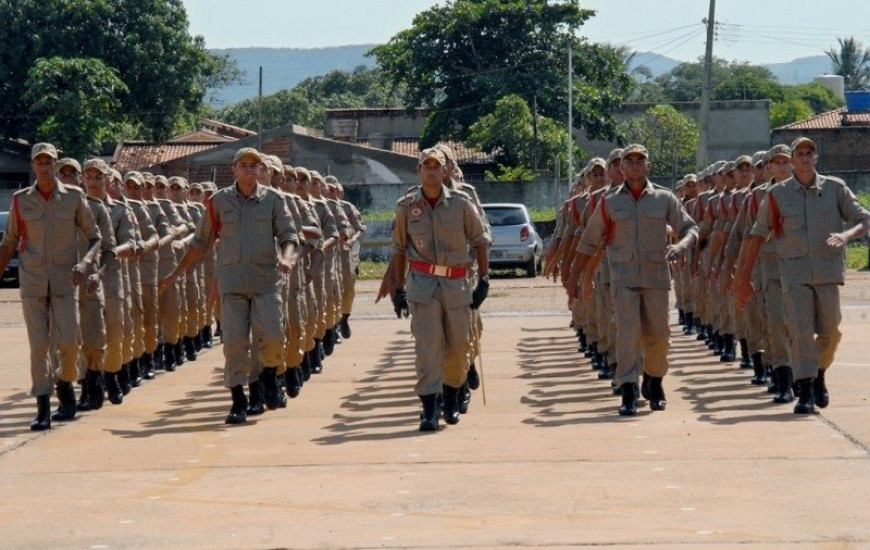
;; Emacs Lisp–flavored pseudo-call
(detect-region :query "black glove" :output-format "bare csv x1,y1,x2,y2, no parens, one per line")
392,287,409,318
471,276,489,309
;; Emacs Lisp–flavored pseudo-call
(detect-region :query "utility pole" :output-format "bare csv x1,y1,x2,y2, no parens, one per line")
533,94,539,171
696,0,715,169
257,66,264,150
567,47,573,192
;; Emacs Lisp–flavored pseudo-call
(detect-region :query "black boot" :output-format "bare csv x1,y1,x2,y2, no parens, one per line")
260,367,283,410
458,382,471,414
30,394,52,431
246,381,265,416
592,350,605,371
322,328,336,356
202,325,213,349
648,376,667,411
86,369,104,410
750,352,767,385
598,361,615,380
163,342,176,372
442,385,461,425
577,329,587,353
794,378,816,414
738,339,751,368
141,352,156,380
129,358,142,388
225,385,248,425
467,363,480,390
765,364,777,394
419,394,440,432
152,345,165,372
584,341,597,359
214,321,222,340
641,373,651,400
51,381,77,421
618,383,638,416
301,352,312,381
105,371,123,405
720,334,736,362
194,332,203,352
174,341,185,366
696,321,707,341
76,378,91,412
310,342,323,374
285,367,302,398
772,366,795,404
118,363,132,395
339,313,351,339
712,333,723,355
184,336,197,362
814,369,830,408
683,312,695,335
678,308,685,325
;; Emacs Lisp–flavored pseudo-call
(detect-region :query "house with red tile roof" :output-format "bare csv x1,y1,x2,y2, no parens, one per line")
771,107,870,172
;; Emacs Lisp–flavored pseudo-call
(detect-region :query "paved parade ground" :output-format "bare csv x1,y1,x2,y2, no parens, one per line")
1,275,870,549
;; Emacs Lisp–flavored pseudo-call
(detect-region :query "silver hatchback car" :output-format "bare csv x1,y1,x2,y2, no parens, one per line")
482,203,543,277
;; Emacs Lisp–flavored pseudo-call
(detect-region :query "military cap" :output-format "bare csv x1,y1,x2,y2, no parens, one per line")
769,144,792,160
295,167,311,181
418,148,447,166
621,143,649,160
82,158,111,175
790,136,816,153
324,175,339,184
57,158,82,173
110,168,123,182
586,157,607,170
233,147,263,164
675,178,685,190
723,161,736,173
607,148,624,164
751,151,766,167
31,142,58,160
735,155,753,168
154,175,169,187
433,143,457,163
168,176,188,189
188,181,204,192
310,170,326,183
282,165,296,177
124,171,144,186
265,155,283,172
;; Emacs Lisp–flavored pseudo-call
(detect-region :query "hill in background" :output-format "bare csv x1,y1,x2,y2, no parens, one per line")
209,47,834,107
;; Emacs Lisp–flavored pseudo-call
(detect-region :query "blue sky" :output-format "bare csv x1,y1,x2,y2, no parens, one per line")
182,0,870,65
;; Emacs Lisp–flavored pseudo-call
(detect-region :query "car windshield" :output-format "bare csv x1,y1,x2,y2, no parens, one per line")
484,207,527,227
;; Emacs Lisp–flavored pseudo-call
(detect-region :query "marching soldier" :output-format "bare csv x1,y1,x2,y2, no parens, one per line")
735,137,870,414
391,148,490,431
161,148,299,425
0,143,101,430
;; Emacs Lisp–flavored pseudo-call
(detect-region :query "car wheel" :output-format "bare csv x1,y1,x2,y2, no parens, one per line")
524,257,538,278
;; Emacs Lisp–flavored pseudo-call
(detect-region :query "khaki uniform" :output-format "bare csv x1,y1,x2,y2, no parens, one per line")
327,198,353,329
393,186,489,395
104,198,138,373
1,183,100,396
339,199,365,316
726,189,765,355
751,174,870,379
280,192,311,370
78,198,115,372
579,181,697,386
134,199,166,357
692,190,715,327
157,199,185,348
190,183,298,388
579,186,617,362
309,198,338,339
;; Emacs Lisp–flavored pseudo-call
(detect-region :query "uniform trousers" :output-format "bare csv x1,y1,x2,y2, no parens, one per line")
410,285,472,395
141,284,159,355
340,249,356,315
782,282,841,380
104,294,125,373
283,283,306,370
762,277,790,368
24,294,79,396
613,286,670,386
79,292,106,370
221,290,286,388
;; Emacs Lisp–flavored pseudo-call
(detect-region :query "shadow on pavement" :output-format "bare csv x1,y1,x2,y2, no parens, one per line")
313,329,425,444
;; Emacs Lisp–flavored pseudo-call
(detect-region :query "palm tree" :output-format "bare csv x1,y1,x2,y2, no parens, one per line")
826,36,870,90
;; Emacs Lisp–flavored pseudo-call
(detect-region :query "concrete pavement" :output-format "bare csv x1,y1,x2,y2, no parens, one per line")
1,278,869,549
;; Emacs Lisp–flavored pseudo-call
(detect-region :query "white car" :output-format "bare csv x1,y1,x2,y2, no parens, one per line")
482,203,543,278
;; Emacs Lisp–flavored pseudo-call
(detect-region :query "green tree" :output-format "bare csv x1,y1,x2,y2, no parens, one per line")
770,98,815,128
466,94,575,174
826,36,870,90
0,0,238,144
218,66,406,131
370,0,631,147
622,104,698,179
784,82,844,113
713,64,785,102
23,57,129,159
